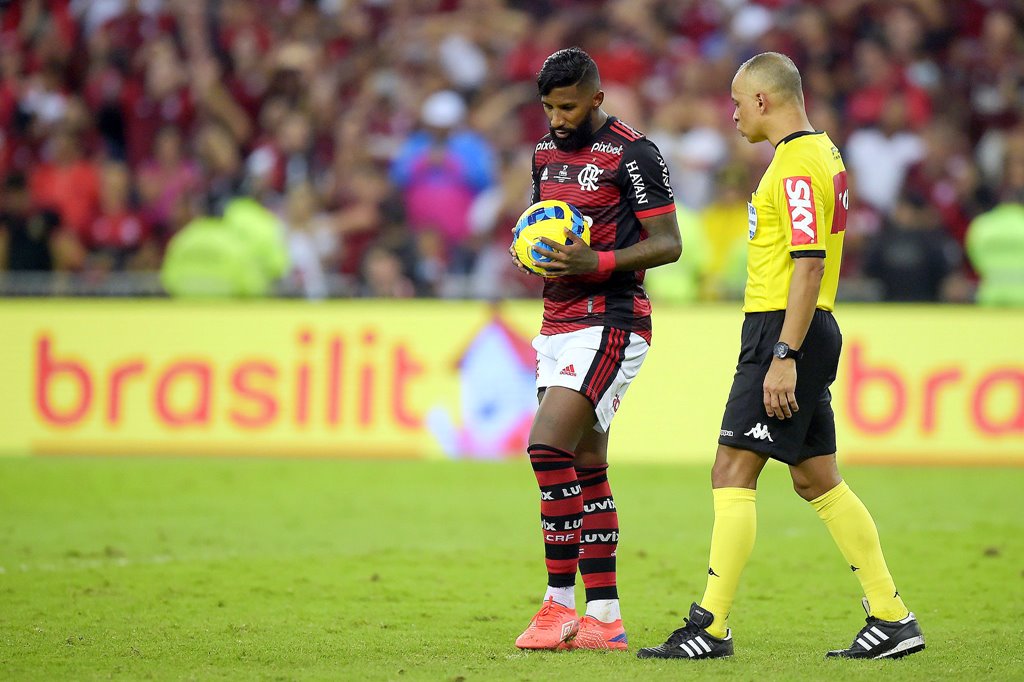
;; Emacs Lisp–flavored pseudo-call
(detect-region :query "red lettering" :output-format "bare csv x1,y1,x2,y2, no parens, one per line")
327,337,343,426
35,335,92,426
831,170,848,234
972,369,1024,435
295,330,313,426
392,345,424,428
155,362,212,426
846,343,906,434
107,361,146,424
229,362,278,427
922,368,962,433
359,331,376,426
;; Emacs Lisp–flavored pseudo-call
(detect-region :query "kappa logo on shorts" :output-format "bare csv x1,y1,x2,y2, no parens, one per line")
744,423,774,442
559,364,577,377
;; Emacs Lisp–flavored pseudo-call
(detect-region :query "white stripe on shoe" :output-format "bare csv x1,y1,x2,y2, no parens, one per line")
870,626,889,640
695,637,712,653
857,637,871,649
863,632,880,646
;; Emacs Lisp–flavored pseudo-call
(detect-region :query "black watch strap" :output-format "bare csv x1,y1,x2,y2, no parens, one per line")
774,342,803,360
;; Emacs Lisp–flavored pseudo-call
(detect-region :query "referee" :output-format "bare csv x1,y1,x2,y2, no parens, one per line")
638,52,925,661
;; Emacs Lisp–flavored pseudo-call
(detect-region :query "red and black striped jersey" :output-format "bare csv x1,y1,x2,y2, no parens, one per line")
531,117,675,343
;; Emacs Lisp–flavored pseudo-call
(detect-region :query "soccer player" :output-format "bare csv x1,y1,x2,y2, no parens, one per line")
511,47,681,651
637,52,925,661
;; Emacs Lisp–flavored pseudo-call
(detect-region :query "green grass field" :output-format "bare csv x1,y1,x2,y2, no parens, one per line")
1,457,1022,681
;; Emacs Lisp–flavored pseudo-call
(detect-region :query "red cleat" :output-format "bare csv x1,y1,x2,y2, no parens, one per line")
559,615,628,650
515,598,580,650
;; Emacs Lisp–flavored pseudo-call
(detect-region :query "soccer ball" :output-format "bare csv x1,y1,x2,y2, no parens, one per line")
512,199,591,276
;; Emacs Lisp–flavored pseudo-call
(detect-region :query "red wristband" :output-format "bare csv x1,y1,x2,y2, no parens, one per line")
596,250,616,274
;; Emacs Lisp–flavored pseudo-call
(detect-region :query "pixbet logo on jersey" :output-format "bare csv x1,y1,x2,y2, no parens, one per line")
784,176,818,244
590,141,623,155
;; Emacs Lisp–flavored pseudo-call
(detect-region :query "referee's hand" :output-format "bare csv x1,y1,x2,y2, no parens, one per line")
764,358,799,420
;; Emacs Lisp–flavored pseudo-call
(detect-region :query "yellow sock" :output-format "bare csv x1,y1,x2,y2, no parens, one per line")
810,481,909,621
699,487,756,638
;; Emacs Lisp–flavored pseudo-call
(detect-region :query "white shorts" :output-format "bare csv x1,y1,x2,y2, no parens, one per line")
533,326,650,433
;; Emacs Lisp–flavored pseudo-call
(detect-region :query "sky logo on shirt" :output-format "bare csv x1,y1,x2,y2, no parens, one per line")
784,176,817,245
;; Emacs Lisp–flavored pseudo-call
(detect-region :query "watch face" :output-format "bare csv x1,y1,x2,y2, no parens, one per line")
774,343,787,358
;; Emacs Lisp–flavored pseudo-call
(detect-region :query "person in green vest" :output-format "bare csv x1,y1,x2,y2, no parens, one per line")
160,197,289,298
966,161,1024,306
643,203,708,303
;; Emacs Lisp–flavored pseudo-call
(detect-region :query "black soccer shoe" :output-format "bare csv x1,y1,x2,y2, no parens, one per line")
636,602,734,660
826,598,925,659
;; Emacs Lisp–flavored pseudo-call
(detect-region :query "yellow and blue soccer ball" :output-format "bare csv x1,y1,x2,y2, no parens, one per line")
512,199,591,276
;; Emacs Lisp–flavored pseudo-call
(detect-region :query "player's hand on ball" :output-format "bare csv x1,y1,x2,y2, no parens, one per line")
508,240,538,276
534,228,599,277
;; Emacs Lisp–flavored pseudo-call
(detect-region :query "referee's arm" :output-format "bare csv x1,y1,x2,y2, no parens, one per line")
764,255,824,420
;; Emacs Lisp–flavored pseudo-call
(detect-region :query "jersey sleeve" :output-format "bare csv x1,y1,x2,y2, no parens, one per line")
777,158,827,257
530,150,541,204
619,139,675,219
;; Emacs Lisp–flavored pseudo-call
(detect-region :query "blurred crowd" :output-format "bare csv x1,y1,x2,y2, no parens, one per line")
0,0,1023,302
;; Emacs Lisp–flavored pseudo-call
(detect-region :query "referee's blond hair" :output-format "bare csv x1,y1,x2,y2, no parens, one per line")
737,52,804,106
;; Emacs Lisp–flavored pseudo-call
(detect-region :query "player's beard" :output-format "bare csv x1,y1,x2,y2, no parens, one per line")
550,116,594,152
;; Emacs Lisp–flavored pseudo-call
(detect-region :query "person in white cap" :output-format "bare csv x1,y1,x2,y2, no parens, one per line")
390,89,497,287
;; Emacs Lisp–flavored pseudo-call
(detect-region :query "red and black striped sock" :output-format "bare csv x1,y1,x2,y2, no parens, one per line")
576,464,619,601
528,443,582,588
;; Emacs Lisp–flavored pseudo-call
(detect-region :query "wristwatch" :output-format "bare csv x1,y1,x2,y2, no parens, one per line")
773,341,803,361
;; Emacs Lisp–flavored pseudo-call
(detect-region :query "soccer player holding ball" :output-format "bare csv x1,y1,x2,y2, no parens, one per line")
510,47,681,651
637,53,925,661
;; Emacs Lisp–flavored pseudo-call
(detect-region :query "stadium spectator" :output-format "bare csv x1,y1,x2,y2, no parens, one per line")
85,161,151,271
358,245,415,299
136,125,201,231
845,94,926,214
696,164,750,301
862,191,963,302
0,172,59,271
391,89,497,278
120,35,194,168
966,151,1024,306
281,181,338,299
0,0,1019,300
28,127,101,238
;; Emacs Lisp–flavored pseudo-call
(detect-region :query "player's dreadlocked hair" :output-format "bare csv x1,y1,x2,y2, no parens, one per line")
537,47,601,96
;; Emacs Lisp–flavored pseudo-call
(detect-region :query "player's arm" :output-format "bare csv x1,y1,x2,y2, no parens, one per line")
605,210,681,271
764,170,829,420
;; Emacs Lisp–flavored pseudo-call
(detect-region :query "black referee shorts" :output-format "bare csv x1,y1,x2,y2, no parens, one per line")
717,309,842,465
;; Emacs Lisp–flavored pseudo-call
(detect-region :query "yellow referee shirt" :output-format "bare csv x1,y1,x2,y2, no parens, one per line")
743,131,848,312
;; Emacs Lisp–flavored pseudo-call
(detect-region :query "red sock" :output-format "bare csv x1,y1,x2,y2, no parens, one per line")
576,464,618,601
528,443,582,587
